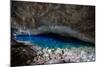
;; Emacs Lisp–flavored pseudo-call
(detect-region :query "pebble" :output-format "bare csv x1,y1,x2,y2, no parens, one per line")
32,47,95,64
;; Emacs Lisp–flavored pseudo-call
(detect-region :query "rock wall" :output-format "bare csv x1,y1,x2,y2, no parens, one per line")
11,1,95,43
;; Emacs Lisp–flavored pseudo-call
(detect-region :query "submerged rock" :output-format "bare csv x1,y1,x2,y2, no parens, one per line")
31,46,95,65
11,39,95,66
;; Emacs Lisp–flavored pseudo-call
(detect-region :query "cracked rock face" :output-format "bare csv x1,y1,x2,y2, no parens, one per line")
11,1,95,43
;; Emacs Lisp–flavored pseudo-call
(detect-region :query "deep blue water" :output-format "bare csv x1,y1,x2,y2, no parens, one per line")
16,34,94,48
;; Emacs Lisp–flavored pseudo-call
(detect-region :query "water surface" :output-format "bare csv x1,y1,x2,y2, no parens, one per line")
16,34,94,48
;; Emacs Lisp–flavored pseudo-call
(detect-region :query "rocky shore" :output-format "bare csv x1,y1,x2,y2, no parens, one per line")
11,42,37,66
31,46,95,65
11,41,95,66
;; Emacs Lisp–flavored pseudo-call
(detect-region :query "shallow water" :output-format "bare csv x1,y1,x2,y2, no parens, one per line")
16,34,94,48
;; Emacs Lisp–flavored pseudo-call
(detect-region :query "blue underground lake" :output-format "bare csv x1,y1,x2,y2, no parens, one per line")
16,34,94,48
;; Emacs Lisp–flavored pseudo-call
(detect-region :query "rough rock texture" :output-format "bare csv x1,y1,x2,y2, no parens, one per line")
11,1,95,43
11,41,95,66
11,42,37,66
11,1,95,66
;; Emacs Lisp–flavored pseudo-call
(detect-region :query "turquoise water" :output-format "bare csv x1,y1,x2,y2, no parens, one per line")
16,34,94,48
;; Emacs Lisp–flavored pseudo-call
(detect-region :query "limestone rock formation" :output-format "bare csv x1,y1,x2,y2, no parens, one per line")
11,1,95,43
